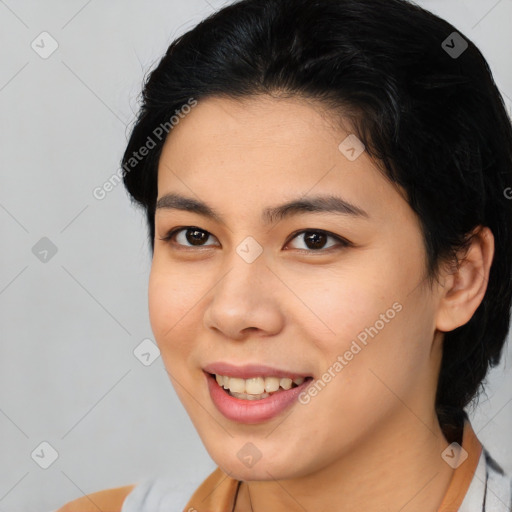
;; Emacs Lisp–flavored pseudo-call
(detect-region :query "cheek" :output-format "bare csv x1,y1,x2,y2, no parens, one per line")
283,263,402,352
148,264,203,353
307,288,434,427
289,257,432,390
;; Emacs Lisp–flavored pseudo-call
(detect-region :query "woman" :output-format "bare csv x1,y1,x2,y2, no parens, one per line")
56,0,512,510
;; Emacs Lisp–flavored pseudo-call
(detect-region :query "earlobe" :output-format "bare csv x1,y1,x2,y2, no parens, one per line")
435,226,494,332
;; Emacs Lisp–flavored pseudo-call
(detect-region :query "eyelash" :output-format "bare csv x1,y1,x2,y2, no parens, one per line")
158,226,352,253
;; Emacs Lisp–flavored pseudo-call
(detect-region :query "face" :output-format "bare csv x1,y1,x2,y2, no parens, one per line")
149,95,444,480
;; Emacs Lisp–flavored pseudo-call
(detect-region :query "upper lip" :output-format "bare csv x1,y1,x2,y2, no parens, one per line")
203,362,312,380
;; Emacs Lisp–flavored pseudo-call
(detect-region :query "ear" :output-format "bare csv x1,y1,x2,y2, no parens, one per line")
435,226,494,332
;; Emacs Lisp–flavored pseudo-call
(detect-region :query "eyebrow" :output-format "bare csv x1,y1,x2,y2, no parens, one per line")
155,192,369,225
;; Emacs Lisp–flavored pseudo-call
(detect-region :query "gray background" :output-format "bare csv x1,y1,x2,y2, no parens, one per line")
0,1,511,510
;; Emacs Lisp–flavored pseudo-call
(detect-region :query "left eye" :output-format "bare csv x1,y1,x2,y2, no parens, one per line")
286,230,349,252
159,227,349,252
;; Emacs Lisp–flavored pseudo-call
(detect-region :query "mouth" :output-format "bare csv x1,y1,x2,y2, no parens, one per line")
203,368,314,424
208,372,311,400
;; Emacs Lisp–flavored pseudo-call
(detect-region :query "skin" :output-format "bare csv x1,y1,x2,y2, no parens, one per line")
149,94,494,512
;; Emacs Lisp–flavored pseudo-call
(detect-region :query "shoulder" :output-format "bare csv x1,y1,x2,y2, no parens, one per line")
54,471,215,512
120,472,213,511
55,484,136,512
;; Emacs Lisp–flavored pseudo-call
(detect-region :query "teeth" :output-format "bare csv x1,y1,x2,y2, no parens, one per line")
227,377,245,393
264,377,280,392
231,391,270,400
214,374,307,395
246,377,265,394
280,378,293,390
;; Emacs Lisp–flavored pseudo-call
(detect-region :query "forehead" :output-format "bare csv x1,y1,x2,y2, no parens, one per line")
166,96,336,161
156,95,404,224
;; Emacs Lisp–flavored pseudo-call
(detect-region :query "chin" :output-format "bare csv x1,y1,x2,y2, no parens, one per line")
204,438,312,481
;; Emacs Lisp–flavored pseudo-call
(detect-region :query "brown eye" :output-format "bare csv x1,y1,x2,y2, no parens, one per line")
160,227,219,247
159,226,350,252
303,232,328,250
286,230,350,252
183,228,211,246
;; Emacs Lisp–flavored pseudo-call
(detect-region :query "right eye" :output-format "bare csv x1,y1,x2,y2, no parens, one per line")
159,226,220,248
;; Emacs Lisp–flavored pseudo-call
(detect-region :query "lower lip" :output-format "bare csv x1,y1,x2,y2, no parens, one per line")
205,372,312,424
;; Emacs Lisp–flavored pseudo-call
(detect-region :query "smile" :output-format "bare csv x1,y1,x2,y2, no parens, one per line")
203,365,314,424
214,374,306,399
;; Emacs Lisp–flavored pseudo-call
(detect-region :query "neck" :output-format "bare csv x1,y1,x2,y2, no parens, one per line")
235,410,457,512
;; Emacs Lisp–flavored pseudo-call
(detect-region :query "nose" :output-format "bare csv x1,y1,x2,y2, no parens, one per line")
203,252,285,341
